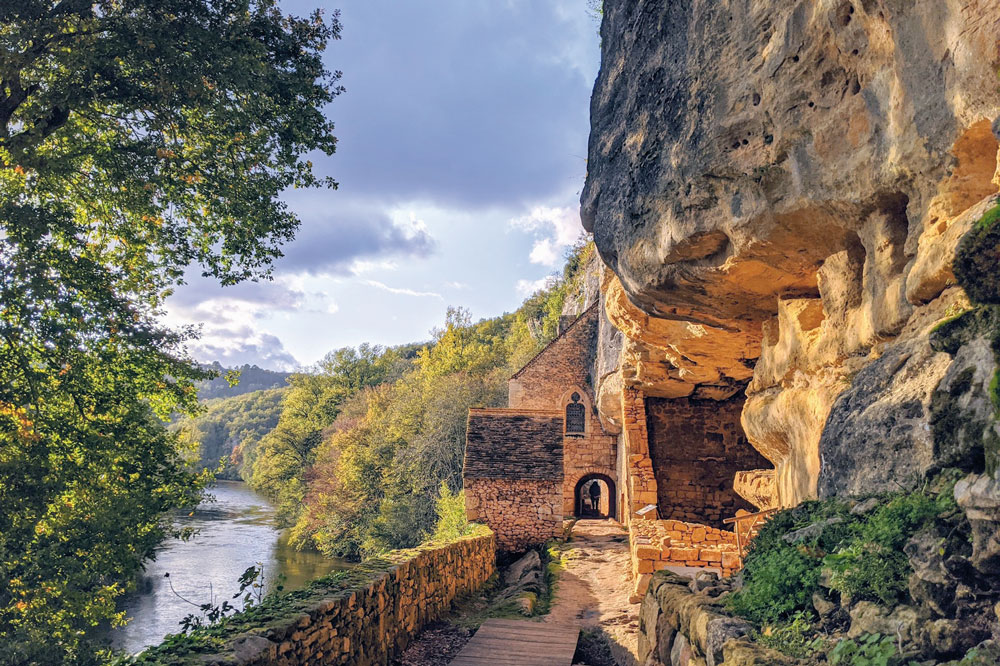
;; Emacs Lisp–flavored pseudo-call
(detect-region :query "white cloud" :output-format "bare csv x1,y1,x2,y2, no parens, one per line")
362,280,444,300
348,258,400,275
445,281,469,290
515,276,554,297
509,205,583,267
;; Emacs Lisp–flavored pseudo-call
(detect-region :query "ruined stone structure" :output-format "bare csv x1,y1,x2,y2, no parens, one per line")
646,396,768,528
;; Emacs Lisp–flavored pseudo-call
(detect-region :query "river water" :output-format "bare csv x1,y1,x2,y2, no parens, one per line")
110,480,350,654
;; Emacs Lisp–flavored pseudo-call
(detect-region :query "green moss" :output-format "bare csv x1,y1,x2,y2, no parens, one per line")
990,369,1000,415
728,477,961,625
954,203,1000,306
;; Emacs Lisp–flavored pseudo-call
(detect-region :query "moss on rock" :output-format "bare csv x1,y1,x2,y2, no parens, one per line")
954,204,1000,306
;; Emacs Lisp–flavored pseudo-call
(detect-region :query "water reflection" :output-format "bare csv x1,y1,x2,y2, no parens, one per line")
110,480,351,654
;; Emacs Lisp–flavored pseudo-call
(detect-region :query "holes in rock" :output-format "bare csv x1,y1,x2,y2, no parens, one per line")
850,75,862,95
808,101,815,108
764,134,774,145
837,1,855,26
792,55,800,62
752,92,761,106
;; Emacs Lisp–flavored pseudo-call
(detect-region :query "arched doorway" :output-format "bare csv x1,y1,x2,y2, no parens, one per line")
574,474,616,519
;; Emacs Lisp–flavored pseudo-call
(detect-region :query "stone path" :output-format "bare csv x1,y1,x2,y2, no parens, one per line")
543,519,639,665
448,618,580,666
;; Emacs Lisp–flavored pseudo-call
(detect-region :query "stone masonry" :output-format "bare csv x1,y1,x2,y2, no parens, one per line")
464,409,564,550
464,307,619,550
646,395,769,528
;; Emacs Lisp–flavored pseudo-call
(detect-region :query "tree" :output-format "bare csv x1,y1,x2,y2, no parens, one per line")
0,1,342,662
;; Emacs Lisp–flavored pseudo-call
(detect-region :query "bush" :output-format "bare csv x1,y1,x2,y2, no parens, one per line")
432,482,471,542
824,481,957,605
729,476,960,624
727,500,852,624
828,634,900,666
754,612,825,658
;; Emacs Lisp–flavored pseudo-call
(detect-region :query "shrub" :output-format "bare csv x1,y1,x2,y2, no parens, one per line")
727,499,855,624
828,634,900,666
823,481,957,605
754,612,825,658
432,482,471,542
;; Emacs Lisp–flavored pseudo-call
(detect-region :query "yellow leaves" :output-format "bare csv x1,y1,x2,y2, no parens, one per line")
155,148,177,159
181,173,203,185
0,402,39,442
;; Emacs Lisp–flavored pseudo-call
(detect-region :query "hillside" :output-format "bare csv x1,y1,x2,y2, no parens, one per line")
195,363,292,400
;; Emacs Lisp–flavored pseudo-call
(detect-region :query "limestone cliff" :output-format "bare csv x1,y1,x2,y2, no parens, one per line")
583,0,1000,508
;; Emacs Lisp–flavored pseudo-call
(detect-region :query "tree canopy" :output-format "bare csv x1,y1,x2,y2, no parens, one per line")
0,1,341,663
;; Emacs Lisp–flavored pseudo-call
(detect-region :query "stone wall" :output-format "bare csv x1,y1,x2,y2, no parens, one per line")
646,396,770,528
621,387,659,525
465,478,562,551
637,571,801,666
563,405,618,517
135,527,496,666
464,409,564,550
629,520,741,603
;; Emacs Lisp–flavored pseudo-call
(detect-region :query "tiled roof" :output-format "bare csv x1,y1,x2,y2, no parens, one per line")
464,410,564,480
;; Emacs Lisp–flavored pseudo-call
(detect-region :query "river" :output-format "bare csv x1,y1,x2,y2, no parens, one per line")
110,480,351,654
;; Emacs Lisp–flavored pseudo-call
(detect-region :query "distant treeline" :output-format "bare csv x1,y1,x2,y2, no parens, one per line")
196,363,292,400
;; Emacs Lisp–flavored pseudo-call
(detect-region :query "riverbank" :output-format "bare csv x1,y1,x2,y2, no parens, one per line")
110,481,349,654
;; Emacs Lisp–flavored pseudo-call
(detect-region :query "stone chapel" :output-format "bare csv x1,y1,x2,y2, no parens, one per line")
463,302,774,598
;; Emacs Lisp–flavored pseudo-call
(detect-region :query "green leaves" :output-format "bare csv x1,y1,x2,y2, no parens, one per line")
0,1,341,662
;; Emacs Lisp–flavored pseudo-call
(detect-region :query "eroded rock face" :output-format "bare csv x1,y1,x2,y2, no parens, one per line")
584,0,1000,506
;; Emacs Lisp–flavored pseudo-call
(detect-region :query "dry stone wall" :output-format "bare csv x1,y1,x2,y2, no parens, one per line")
135,527,495,666
645,396,769,528
464,478,562,551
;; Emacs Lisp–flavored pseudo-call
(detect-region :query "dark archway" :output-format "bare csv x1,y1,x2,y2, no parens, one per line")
574,474,617,519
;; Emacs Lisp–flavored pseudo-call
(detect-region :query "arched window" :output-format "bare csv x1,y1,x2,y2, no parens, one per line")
565,392,585,434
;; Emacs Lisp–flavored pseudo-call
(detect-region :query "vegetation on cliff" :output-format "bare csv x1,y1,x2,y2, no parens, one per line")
724,471,997,663
173,388,288,479
0,1,342,663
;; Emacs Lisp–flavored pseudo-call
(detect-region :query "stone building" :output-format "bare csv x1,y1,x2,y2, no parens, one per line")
464,305,621,551
464,299,773,597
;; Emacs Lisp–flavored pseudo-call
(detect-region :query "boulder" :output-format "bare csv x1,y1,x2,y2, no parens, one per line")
954,473,1000,574
905,526,958,617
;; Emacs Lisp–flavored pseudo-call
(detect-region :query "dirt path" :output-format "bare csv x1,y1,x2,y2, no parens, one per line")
544,519,639,665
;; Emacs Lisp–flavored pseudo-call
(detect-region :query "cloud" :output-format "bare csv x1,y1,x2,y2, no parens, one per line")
509,205,584,267
187,330,299,371
302,0,598,208
362,279,444,300
515,276,556,297
163,276,316,370
278,205,435,275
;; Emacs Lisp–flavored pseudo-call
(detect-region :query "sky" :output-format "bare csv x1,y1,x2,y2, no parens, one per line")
163,1,602,371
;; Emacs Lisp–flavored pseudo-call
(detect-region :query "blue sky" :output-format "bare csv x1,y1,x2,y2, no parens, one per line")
163,1,601,370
